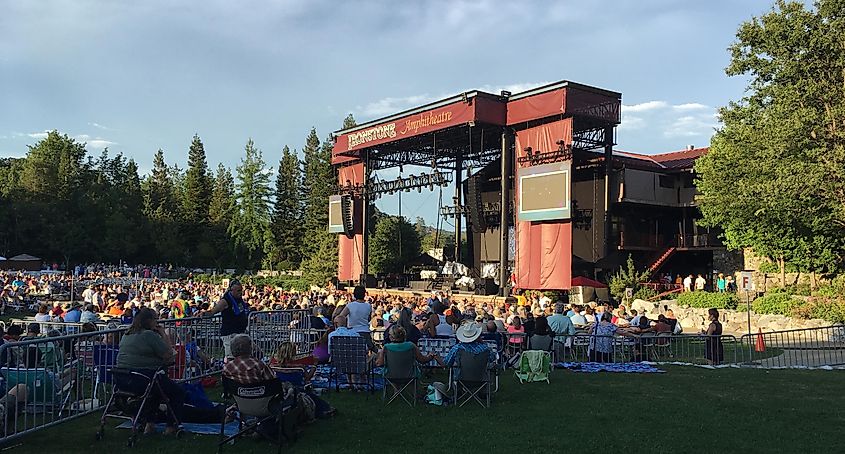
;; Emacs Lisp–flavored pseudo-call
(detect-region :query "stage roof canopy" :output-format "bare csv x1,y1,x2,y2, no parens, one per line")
332,80,621,171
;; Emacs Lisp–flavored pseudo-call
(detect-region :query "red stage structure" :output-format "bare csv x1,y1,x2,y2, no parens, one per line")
331,80,622,293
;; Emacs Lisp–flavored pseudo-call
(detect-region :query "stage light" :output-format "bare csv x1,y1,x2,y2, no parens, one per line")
500,90,511,98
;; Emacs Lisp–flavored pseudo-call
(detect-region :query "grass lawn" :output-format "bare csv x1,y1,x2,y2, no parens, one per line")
5,366,845,453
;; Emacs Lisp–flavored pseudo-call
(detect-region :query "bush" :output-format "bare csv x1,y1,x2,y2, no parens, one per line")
791,297,845,324
675,291,739,310
752,293,802,316
813,275,845,298
633,287,658,301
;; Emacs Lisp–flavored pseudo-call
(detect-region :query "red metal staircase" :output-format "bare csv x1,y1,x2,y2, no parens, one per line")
647,246,676,274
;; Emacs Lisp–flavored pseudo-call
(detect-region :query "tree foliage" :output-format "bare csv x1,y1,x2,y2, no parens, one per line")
369,215,422,274
696,0,845,281
267,145,303,270
228,139,272,265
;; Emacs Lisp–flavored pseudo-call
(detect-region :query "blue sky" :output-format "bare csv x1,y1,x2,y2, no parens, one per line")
1,0,776,225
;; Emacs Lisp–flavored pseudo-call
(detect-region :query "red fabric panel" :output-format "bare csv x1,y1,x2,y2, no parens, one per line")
337,164,364,281
473,95,507,126
506,89,566,125
513,119,573,290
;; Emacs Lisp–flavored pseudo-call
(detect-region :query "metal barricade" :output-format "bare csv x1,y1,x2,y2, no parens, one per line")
247,310,314,358
0,328,124,443
158,316,224,380
738,324,845,368
552,333,740,365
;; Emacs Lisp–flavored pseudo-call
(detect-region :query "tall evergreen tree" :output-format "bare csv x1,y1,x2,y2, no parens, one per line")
229,139,272,266
183,134,212,224
208,163,236,269
142,149,182,263
300,128,324,259
267,145,303,270
182,134,213,264
301,132,339,281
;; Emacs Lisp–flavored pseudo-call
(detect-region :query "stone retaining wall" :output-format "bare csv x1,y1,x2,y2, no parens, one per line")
629,299,834,336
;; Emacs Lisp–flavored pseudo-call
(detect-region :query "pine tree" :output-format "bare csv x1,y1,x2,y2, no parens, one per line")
208,163,236,269
182,134,213,265
300,128,324,259
142,149,182,263
183,134,212,223
268,145,303,270
229,139,272,266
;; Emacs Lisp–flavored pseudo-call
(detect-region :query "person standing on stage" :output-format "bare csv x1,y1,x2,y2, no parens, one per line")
204,279,250,359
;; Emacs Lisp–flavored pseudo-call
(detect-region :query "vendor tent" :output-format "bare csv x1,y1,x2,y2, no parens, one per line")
4,254,42,271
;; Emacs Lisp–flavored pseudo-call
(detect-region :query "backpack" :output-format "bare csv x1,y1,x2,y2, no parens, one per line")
297,392,316,423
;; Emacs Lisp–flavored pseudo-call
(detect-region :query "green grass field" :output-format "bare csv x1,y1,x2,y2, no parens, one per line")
4,366,844,453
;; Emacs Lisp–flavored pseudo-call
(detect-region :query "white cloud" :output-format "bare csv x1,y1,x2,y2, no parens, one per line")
672,102,708,111
86,139,116,149
663,114,718,138
358,94,436,118
75,134,91,141
477,81,551,96
356,81,550,119
619,115,646,131
88,122,110,130
26,131,49,139
622,100,668,113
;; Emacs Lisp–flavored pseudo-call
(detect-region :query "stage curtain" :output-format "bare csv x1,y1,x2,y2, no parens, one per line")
514,119,573,290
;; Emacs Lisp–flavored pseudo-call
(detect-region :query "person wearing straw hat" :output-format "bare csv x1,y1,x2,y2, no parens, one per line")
443,322,496,379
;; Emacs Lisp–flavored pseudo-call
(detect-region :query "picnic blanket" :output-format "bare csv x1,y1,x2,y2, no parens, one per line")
555,362,665,373
312,364,385,390
117,421,239,436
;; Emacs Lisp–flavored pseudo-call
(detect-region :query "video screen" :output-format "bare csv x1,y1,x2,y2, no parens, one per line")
518,162,571,221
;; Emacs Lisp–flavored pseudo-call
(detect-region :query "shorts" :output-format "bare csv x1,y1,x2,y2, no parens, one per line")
221,333,239,359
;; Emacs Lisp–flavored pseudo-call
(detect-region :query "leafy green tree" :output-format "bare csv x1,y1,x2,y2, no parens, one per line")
229,139,272,266
696,0,845,286
369,215,422,273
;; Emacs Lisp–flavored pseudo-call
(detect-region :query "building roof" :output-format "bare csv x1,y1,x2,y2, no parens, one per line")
8,254,40,261
614,147,708,171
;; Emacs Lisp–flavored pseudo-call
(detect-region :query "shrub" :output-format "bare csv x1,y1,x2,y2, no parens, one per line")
791,297,845,324
752,293,802,316
633,287,658,301
608,255,649,299
675,291,739,310
813,275,845,298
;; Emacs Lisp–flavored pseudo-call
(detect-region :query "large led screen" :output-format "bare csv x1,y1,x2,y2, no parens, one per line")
328,195,344,233
518,161,571,221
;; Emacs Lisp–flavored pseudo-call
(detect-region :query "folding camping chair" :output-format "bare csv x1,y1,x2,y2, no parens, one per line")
515,350,551,384
381,347,418,407
92,344,119,400
417,337,455,368
217,377,297,454
96,368,182,448
449,349,493,408
329,336,373,393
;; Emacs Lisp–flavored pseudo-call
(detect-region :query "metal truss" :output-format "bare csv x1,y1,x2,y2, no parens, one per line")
571,100,621,124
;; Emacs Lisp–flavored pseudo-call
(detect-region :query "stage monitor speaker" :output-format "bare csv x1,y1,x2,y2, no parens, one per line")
358,274,377,288
467,175,486,233
475,278,499,295
341,194,355,238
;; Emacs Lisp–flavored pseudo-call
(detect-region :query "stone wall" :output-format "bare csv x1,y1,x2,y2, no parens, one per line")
629,299,835,337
